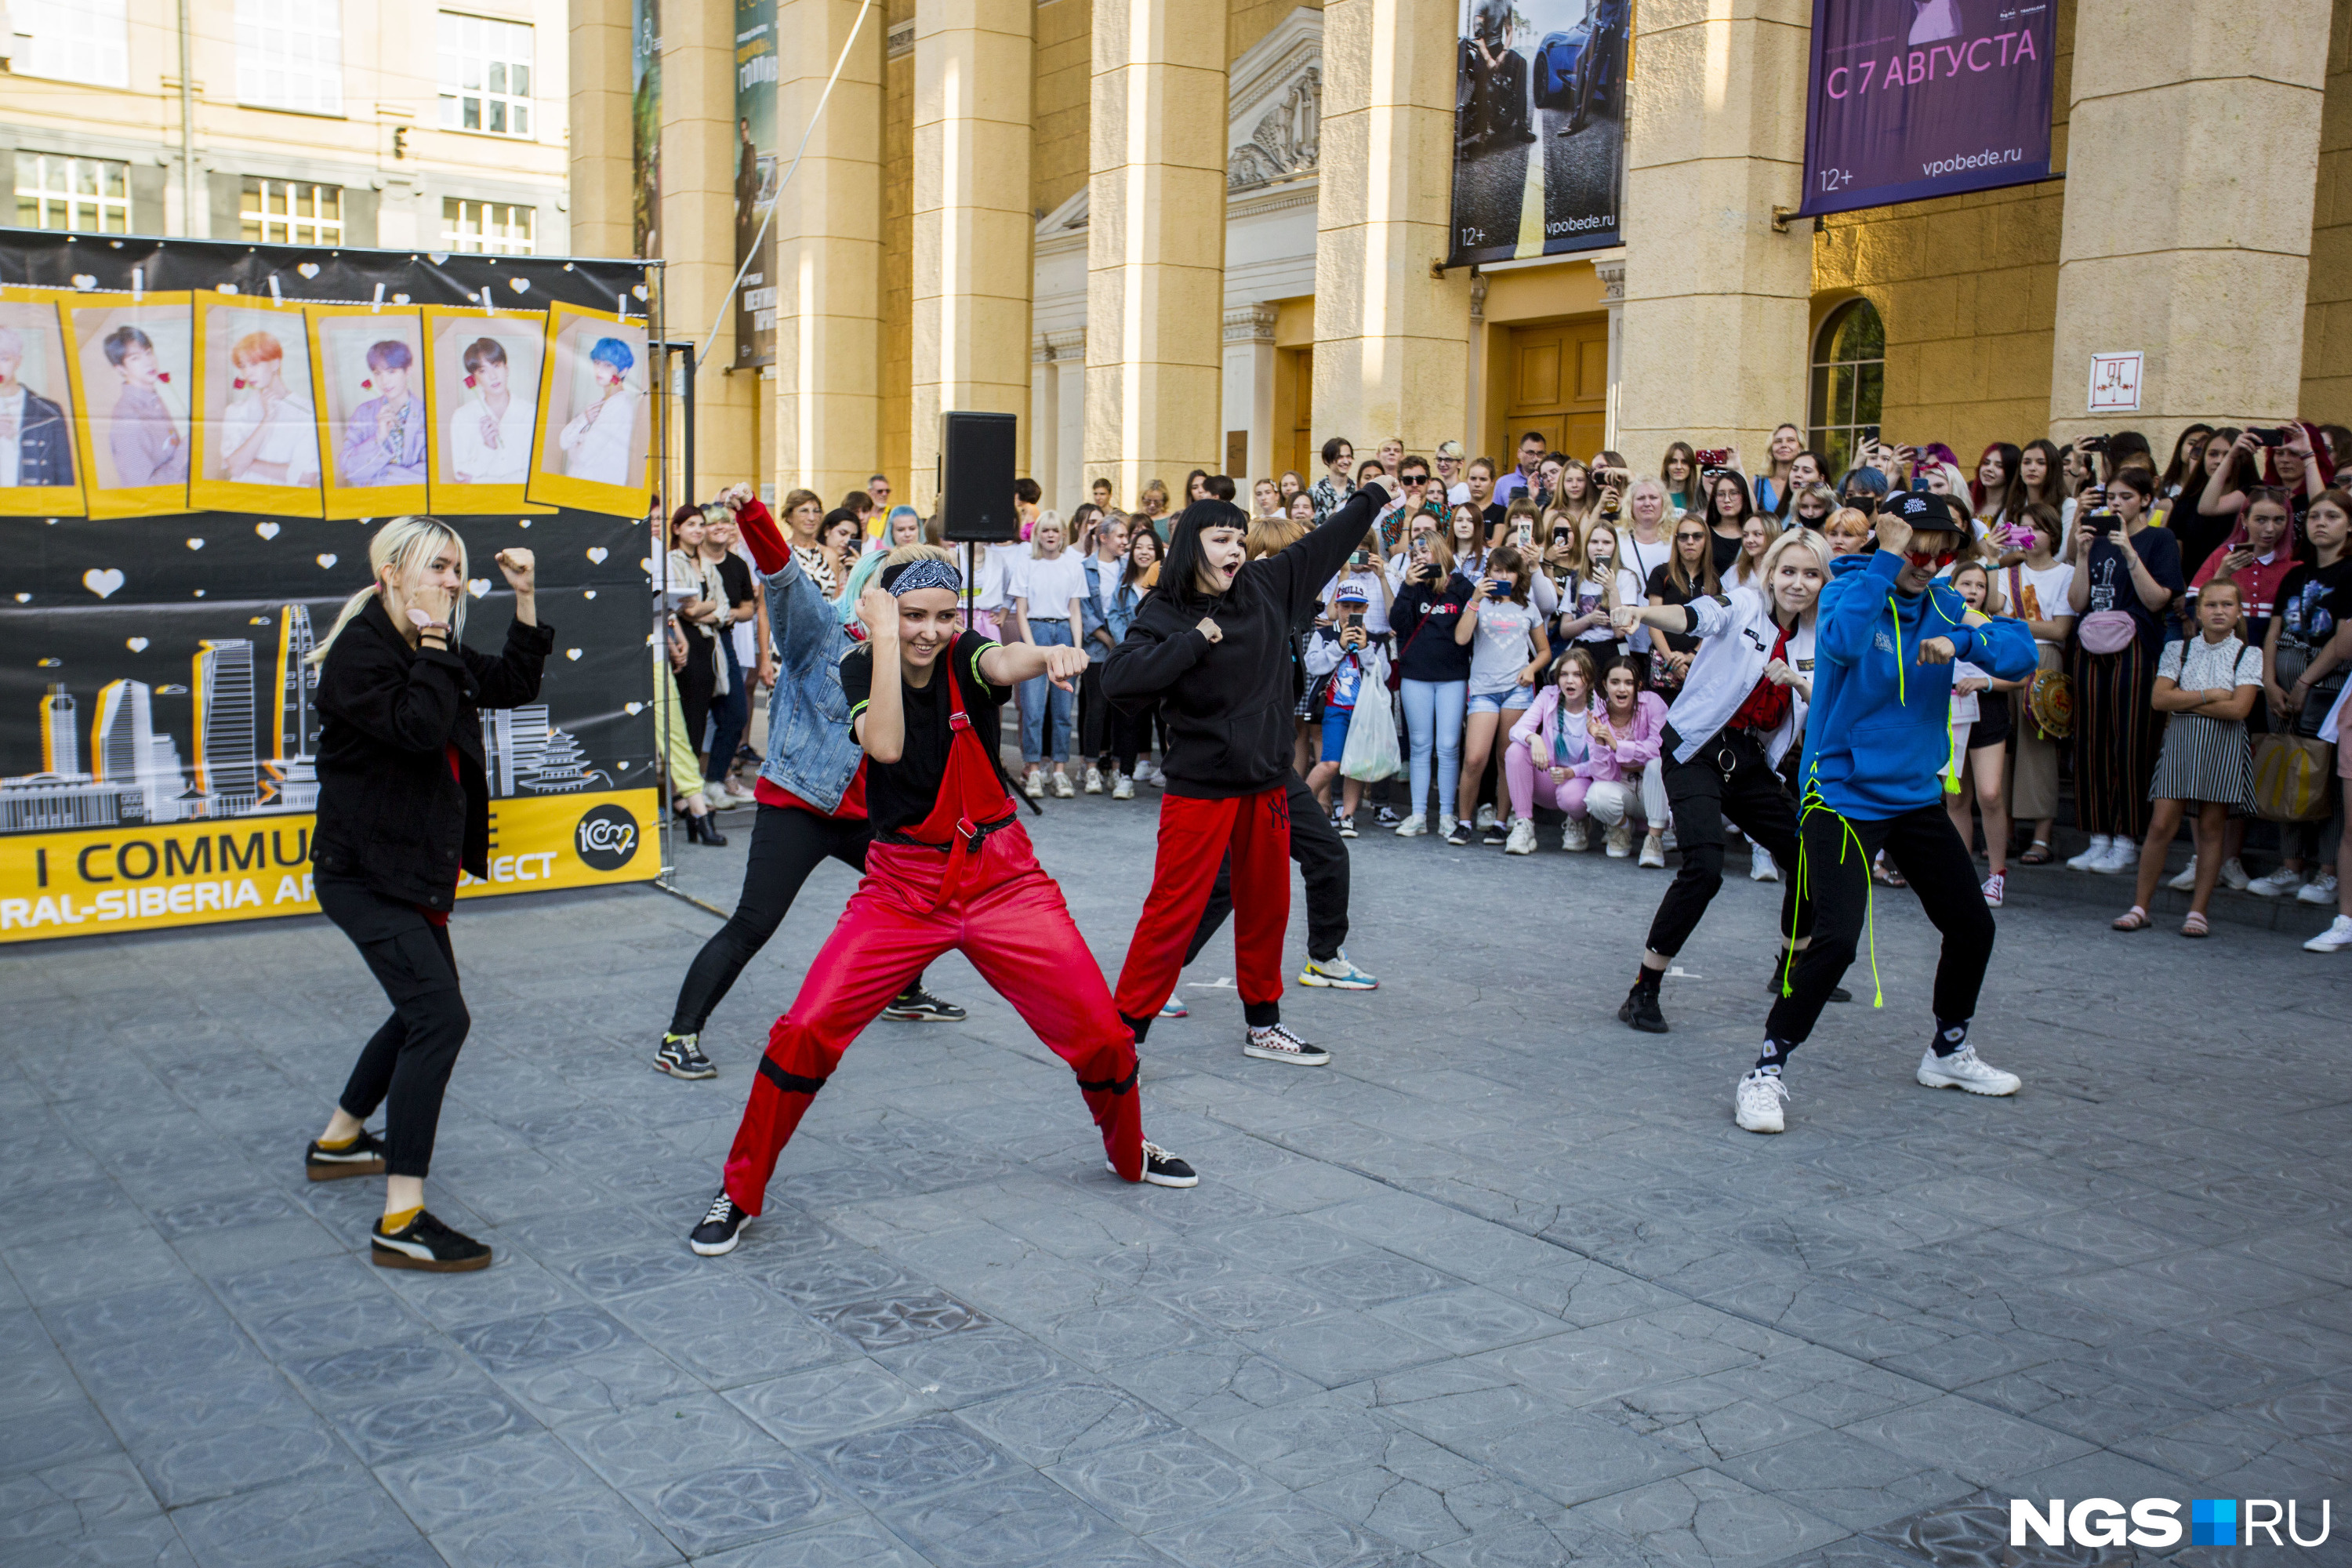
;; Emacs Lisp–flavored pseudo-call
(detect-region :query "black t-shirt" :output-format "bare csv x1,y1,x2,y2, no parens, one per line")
1483,502,1509,541
715,553,755,611
840,630,1012,836
1708,528,1742,577
1645,562,1704,655
2079,527,2186,650
2275,557,2352,657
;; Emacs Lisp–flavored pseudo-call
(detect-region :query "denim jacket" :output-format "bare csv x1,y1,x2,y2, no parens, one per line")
1079,555,1131,663
757,546,864,811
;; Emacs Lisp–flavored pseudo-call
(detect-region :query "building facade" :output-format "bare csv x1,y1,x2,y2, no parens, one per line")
2,0,571,257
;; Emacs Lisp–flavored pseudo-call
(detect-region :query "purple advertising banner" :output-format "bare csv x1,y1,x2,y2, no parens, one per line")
1798,0,2057,217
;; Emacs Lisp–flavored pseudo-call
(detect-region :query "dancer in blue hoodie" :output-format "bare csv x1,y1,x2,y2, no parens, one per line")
1737,492,2038,1134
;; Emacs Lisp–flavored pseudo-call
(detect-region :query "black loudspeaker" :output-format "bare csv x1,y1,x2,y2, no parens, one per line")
939,411,1020,542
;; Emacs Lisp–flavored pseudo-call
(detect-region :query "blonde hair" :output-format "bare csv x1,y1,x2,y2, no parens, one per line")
1757,524,1832,589
1732,510,1784,586
230,331,284,368
309,516,469,667
884,542,954,570
1246,516,1308,560
1029,510,1066,556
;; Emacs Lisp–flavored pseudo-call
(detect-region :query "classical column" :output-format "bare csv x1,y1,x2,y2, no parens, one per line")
1595,259,1625,452
565,0,633,261
1616,0,1809,468
1311,0,1471,455
910,0,1035,514
1223,304,1278,481
1052,331,1086,509
1465,273,1487,464
774,0,885,501
1083,0,1227,505
2049,0,2328,446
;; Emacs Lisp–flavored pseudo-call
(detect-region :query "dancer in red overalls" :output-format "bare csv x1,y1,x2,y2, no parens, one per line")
1105,477,1391,1065
690,546,1196,1256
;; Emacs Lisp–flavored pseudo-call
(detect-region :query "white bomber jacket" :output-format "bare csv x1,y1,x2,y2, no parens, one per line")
1661,583,1817,766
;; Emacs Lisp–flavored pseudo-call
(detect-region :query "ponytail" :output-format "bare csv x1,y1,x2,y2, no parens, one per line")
308,515,470,667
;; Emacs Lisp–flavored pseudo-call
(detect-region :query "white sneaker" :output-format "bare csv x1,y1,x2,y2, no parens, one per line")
2219,857,2251,891
1504,819,1537,855
1141,760,1164,786
1639,833,1666,869
1083,766,1104,795
2167,855,2198,893
2067,834,2113,871
1023,768,1047,800
1111,771,1135,800
1916,1044,2021,1096
1605,823,1633,858
1661,826,1678,852
1734,1069,1788,1134
2092,840,2138,875
1561,818,1588,852
1751,843,1779,882
1051,771,1076,799
702,782,731,808
1436,814,1458,841
2248,866,2306,898
1395,813,1428,837
2304,915,2352,953
1475,804,1498,831
2296,872,2339,906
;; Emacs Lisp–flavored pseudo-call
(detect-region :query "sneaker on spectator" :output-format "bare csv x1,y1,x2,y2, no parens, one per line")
1751,843,1779,882
1504,819,1537,855
1374,805,1402,826
1395,812,1428,837
2168,855,2199,892
2249,865,2305,898
2067,834,2113,871
1734,1069,1788,1134
1561,818,1588,852
2297,872,2339,905
702,782,732,809
1157,996,1189,1018
1444,817,1472,846
1639,833,1666,869
1475,804,1498,831
2218,856,2251,890
1051,771,1076,798
1299,950,1377,989
1661,825,1678,852
1335,813,1358,839
2092,840,2137,874
2304,915,2352,953
1605,823,1633,858
1981,871,2005,908
1482,818,1508,846
1083,766,1104,794
1023,767,1047,800
1916,1043,2021,1095
1111,771,1135,800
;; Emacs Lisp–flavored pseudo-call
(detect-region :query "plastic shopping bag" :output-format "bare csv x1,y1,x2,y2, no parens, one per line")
1341,691,1402,782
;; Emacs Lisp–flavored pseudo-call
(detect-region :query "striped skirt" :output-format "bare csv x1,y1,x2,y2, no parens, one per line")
2068,638,2162,839
2149,714,2252,808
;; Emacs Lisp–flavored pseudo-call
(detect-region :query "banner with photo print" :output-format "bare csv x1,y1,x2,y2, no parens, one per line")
1446,0,1630,267
0,234,664,943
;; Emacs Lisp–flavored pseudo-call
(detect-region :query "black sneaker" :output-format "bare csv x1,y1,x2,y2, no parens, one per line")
1335,814,1358,840
655,1033,717,1079
1109,1140,1200,1188
1374,806,1402,826
1764,965,1851,1004
371,1211,492,1272
1445,820,1472,846
305,1128,387,1182
688,1191,750,1256
1618,982,1668,1033
1482,822,1508,846
1243,1023,1332,1066
880,984,966,1022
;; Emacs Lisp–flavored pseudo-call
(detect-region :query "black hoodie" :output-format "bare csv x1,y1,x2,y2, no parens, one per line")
1105,486,1381,798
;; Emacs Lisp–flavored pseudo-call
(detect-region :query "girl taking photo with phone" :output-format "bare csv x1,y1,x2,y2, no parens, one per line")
1997,503,2076,866
1391,505,1478,837
2064,467,2186,874
1454,545,1551,846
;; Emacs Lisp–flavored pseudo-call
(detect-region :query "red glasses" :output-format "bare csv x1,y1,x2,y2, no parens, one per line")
1904,547,1960,569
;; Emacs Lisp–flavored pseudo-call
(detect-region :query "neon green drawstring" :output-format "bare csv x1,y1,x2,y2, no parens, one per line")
1893,590,1961,794
1791,789,1886,1009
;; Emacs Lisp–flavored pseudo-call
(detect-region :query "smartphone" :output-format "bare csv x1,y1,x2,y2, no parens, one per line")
1857,424,1880,448
2080,434,2112,454
1350,549,1368,567
1550,527,1575,546
1515,521,1534,548
1343,609,1365,630
1696,448,1731,467
2252,426,2289,448
1485,579,1511,598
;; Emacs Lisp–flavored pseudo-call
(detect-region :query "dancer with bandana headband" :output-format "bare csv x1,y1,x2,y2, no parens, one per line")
1105,478,1392,1065
689,545,1195,1257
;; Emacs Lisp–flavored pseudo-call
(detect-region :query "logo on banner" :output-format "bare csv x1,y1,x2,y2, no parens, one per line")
575,804,640,871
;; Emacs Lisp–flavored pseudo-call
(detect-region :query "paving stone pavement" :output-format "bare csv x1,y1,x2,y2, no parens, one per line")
6,788,2350,1568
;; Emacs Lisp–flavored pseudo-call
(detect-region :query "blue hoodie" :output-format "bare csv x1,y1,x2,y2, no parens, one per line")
1800,550,2038,820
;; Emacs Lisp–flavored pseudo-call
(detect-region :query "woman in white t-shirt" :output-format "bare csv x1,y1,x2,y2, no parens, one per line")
1450,544,1550,847
1616,476,1675,599
1014,513,1088,798
1558,515,1645,654
1998,502,2076,865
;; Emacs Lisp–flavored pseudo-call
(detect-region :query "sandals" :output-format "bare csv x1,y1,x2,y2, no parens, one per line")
1872,852,1907,888
2180,911,2210,938
2112,906,2152,931
2018,841,2054,866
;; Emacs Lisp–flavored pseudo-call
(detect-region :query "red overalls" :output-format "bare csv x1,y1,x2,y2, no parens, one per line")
721,659,1146,1212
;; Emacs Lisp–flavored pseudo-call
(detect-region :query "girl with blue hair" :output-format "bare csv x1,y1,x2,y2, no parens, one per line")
557,332,643,487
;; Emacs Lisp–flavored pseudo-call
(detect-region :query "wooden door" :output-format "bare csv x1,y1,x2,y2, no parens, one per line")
1501,315,1609,466
1287,347,1315,478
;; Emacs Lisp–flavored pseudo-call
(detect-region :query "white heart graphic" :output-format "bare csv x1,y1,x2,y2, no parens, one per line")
194,590,206,598
509,278,531,294
586,546,608,563
564,648,582,661
638,558,652,576
72,274,97,291
217,283,239,295
82,568,125,599
37,658,60,668
583,590,597,600
517,519,532,528
428,252,450,266
633,285,649,301
316,554,338,569
254,521,280,539
468,579,491,599
296,261,321,278
393,293,411,305
125,637,148,652
12,593,28,603
185,538,205,550
624,702,644,715
618,760,630,770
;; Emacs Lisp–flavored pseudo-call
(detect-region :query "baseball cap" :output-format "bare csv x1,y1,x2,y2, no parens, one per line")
1886,491,1962,532
1334,583,1371,604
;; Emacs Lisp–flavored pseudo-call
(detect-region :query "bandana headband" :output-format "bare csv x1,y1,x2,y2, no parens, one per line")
884,557,963,597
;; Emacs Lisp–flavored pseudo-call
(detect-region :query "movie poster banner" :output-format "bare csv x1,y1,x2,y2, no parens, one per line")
1797,0,2057,218
733,0,779,368
633,0,662,259
0,234,662,944
1446,0,1629,268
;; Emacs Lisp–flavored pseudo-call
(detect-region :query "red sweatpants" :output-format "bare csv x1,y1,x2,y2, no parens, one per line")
1114,786,1291,1023
722,823,1145,1214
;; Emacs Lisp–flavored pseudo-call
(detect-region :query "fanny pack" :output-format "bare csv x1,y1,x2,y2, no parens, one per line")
2076,610,2137,655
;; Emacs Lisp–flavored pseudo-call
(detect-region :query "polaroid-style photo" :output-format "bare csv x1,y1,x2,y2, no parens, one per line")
0,291,87,517
190,296,323,518
308,305,430,520
526,301,653,517
423,305,553,515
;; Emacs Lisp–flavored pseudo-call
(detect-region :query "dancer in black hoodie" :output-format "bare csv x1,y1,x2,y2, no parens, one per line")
1105,480,1390,1065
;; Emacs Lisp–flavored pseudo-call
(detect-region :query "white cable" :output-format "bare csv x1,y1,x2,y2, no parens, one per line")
695,0,877,370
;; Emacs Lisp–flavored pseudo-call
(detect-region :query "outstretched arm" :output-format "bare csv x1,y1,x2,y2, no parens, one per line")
1102,614,1220,702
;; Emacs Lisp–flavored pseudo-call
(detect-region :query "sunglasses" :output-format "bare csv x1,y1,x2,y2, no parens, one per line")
1903,547,1961,569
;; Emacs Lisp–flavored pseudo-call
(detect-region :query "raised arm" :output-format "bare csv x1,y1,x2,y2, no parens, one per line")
1102,609,1218,702
1259,481,1393,617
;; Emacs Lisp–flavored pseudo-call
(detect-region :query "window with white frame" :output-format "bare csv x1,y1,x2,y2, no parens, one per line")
13,0,131,86
14,154,132,234
240,180,344,246
437,13,535,138
234,0,344,115
441,198,536,255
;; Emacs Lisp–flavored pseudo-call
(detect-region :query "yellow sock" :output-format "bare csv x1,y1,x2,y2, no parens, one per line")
315,1132,359,1152
380,1206,423,1232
